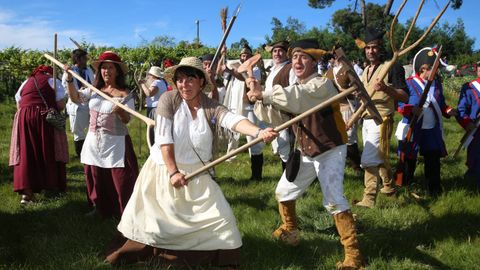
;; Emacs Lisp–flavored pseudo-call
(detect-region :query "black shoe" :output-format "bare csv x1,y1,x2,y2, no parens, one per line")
250,154,264,180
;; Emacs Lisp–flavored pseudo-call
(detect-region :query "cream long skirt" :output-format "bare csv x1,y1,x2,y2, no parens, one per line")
117,157,242,251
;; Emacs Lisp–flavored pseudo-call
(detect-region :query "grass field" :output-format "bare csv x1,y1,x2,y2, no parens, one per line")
0,77,479,270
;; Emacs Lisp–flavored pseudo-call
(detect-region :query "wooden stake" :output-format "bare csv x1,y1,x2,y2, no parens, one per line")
43,53,155,127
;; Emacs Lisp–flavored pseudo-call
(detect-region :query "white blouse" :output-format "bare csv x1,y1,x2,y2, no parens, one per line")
79,88,135,168
150,100,245,165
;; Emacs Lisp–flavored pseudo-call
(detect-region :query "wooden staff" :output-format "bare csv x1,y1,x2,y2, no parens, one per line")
346,0,450,129
185,84,359,180
52,34,58,91
43,53,155,127
69,37,84,50
453,113,480,158
209,4,241,72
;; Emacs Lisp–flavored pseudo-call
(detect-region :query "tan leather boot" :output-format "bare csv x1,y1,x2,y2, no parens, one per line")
334,210,365,270
379,165,396,195
355,166,379,208
272,200,299,246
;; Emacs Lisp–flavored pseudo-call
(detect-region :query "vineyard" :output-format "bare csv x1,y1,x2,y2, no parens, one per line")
0,44,266,102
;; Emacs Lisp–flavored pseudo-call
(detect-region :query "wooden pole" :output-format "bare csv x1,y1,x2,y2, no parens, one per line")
43,53,155,127
53,33,57,91
185,85,357,180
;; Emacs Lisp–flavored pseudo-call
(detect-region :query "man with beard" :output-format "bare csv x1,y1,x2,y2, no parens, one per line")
354,28,408,208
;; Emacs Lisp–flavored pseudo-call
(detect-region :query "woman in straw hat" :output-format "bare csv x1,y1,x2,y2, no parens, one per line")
64,51,139,218
105,57,277,269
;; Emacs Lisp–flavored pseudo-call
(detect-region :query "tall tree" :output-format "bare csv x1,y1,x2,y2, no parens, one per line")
265,17,307,43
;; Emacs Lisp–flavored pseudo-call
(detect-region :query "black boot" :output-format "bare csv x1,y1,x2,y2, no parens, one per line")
281,161,286,171
250,154,264,180
424,151,442,196
74,140,85,158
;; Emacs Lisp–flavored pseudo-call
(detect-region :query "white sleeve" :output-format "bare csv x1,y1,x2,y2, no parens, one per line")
48,78,67,101
78,87,92,103
15,80,28,103
220,111,247,130
155,116,174,145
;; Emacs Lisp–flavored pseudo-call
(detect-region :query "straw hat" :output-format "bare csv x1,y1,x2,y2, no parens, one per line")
148,66,163,78
164,57,213,92
92,51,128,75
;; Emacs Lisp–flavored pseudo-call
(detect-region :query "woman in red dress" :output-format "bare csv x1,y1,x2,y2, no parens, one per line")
10,65,68,204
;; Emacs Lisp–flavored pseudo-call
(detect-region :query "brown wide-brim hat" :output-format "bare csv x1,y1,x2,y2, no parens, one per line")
287,39,327,61
92,51,128,75
265,40,289,53
164,57,213,92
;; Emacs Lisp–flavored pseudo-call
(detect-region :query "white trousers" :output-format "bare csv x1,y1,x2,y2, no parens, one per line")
341,109,358,145
67,102,89,141
271,129,291,162
275,145,350,215
361,119,384,168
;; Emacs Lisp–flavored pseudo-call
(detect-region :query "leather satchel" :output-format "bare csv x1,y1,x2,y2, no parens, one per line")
33,77,66,130
285,126,301,182
285,148,301,182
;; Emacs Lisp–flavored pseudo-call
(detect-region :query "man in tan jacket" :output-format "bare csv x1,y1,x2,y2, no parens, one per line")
248,39,364,270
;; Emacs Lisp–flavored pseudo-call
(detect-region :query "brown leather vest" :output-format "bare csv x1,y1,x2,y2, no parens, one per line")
292,76,347,157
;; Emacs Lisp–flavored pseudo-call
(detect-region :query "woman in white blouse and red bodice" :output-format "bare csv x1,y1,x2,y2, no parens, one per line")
64,51,139,219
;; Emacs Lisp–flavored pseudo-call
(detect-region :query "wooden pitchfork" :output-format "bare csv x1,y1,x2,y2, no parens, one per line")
346,0,450,129
184,49,383,180
43,53,155,144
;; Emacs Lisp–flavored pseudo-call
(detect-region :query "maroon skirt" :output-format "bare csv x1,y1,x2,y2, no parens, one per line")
84,135,139,219
13,105,66,193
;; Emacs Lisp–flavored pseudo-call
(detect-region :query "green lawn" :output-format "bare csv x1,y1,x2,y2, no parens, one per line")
0,77,479,269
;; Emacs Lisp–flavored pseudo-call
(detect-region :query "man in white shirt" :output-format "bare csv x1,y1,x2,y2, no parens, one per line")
260,41,296,170
139,66,168,144
62,49,94,157
222,44,265,180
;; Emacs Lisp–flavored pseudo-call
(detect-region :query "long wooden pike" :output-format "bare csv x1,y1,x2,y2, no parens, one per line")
453,113,480,158
69,37,84,50
209,4,241,71
43,53,155,127
53,33,58,91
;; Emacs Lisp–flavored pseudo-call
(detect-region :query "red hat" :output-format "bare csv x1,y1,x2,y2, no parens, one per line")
30,65,53,77
92,51,128,75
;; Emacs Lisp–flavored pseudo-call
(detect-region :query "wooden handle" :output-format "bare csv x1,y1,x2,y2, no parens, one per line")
43,53,155,127
185,86,357,180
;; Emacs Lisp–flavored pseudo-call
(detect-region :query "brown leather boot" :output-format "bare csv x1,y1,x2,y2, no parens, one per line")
272,200,299,246
355,166,379,208
334,210,365,270
379,165,396,195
